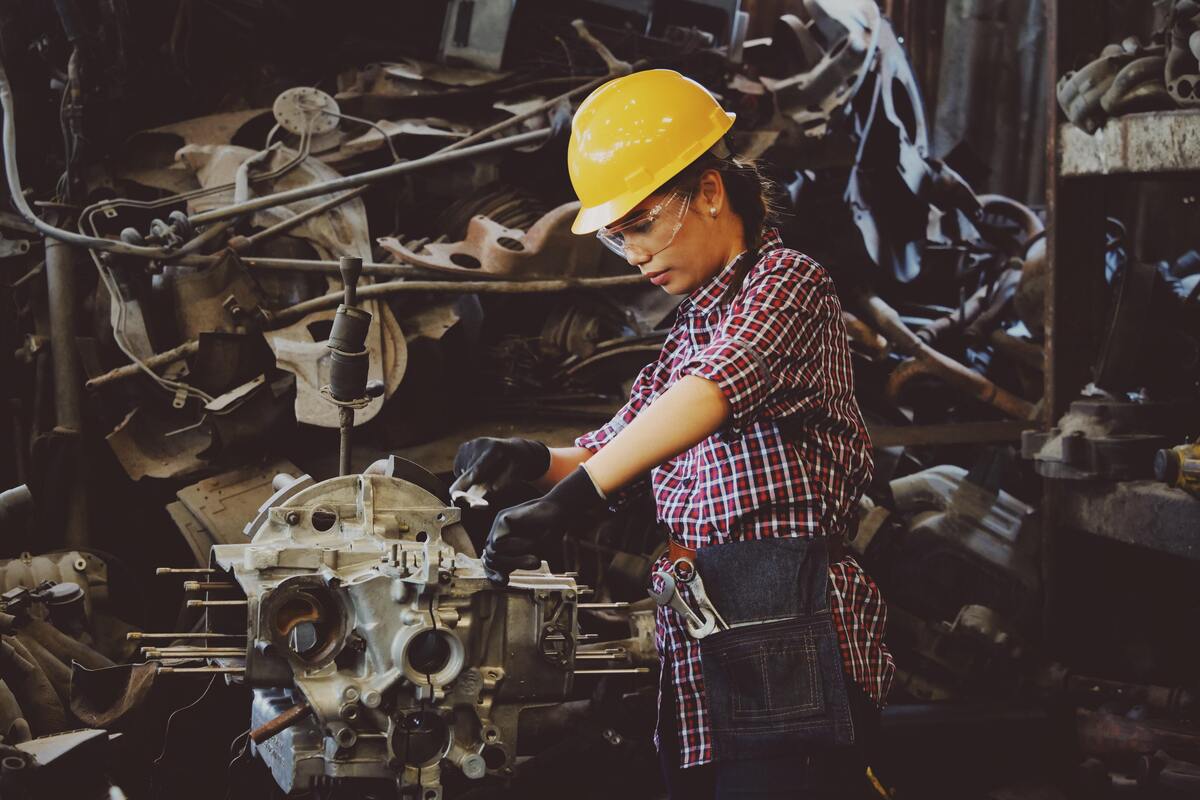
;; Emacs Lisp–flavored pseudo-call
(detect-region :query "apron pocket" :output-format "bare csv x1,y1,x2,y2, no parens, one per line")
721,627,824,722
700,613,853,761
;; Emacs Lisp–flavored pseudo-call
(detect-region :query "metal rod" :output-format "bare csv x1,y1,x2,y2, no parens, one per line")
578,602,630,609
233,189,365,250
575,652,627,660
182,581,236,592
265,274,648,328
128,632,245,640
157,666,245,674
188,128,551,226
186,600,248,608
545,633,598,641
45,237,82,434
573,668,650,675
250,702,313,745
156,568,216,575
86,340,200,390
143,648,246,657
338,406,353,477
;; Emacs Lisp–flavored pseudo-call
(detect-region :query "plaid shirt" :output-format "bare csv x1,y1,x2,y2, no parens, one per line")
576,229,895,768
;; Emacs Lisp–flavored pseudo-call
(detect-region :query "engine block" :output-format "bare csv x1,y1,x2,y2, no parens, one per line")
208,467,581,796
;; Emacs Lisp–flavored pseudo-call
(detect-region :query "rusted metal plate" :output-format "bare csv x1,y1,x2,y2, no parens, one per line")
1059,111,1200,177
168,458,302,565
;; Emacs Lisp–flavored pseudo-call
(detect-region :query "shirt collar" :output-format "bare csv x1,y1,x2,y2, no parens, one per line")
680,227,785,316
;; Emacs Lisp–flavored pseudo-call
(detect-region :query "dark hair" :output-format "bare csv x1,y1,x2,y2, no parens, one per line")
659,150,787,252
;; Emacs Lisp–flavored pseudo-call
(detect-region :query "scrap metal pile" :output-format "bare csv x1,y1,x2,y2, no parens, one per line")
0,0,1194,798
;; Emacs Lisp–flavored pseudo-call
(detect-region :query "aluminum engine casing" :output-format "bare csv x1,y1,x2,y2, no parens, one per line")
210,472,580,797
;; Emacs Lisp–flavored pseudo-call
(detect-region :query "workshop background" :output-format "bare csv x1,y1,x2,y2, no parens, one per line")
0,0,1198,798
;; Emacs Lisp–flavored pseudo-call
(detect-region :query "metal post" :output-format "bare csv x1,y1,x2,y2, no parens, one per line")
339,406,354,477
44,238,81,435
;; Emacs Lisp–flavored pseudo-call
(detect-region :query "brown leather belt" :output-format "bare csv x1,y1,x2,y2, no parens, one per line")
668,536,848,565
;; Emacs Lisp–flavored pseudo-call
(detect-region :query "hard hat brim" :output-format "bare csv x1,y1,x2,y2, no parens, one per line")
571,111,737,235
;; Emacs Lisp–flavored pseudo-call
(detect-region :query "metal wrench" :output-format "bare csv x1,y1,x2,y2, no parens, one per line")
648,571,710,635
680,567,728,633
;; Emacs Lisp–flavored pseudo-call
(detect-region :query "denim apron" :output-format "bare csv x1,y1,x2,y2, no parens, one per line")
694,537,855,761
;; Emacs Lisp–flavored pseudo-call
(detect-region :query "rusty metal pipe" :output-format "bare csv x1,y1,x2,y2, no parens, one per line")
44,238,82,434
857,291,1035,419
266,274,649,328
84,339,200,390
250,701,313,744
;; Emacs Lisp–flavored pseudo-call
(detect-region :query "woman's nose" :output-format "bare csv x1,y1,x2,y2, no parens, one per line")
626,248,650,268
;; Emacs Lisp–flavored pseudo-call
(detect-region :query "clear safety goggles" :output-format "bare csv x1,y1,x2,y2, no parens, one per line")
596,189,692,261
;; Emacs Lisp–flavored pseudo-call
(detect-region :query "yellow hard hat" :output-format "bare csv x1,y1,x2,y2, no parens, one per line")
568,69,736,234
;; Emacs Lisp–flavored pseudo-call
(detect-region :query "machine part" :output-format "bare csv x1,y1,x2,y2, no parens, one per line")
273,87,341,137
186,128,550,227
161,250,265,340
379,202,612,279
1022,399,1194,481
759,1,880,142
0,552,108,619
1057,40,1170,133
211,471,583,796
1167,0,1200,107
854,291,1036,419
871,464,1040,626
166,458,304,565
1154,440,1200,496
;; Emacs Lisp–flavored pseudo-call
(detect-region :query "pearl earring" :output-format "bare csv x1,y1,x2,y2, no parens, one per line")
709,207,717,217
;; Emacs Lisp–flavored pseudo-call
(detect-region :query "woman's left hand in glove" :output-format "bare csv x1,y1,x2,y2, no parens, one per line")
483,466,606,585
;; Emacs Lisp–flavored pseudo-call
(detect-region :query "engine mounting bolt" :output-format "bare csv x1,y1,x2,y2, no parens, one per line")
342,687,360,702
340,702,360,721
332,726,357,748
285,511,301,526
362,689,382,709
461,753,487,780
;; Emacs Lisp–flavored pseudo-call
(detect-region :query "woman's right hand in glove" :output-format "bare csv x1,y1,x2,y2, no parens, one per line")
447,437,551,503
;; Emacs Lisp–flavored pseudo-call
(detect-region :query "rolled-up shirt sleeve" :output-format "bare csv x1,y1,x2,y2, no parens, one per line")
678,267,834,432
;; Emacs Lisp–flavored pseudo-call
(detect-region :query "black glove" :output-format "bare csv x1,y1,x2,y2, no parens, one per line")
482,467,607,585
448,437,551,502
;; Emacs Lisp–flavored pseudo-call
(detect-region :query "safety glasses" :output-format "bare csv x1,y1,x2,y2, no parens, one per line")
596,189,692,261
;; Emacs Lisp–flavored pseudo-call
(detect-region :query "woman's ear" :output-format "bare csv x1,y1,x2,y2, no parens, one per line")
698,169,725,215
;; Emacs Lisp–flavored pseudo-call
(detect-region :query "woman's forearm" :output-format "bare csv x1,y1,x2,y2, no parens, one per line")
583,375,730,494
532,446,594,491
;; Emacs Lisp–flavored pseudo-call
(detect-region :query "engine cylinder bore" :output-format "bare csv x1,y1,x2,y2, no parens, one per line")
391,710,450,767
407,630,451,674
260,579,348,667
397,628,464,688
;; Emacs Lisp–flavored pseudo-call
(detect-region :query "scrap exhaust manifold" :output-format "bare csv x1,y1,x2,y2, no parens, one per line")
204,464,583,797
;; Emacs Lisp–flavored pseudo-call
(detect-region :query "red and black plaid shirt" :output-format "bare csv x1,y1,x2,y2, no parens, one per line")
576,229,895,768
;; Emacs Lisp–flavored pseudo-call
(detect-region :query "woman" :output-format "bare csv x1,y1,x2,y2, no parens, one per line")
452,69,894,799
